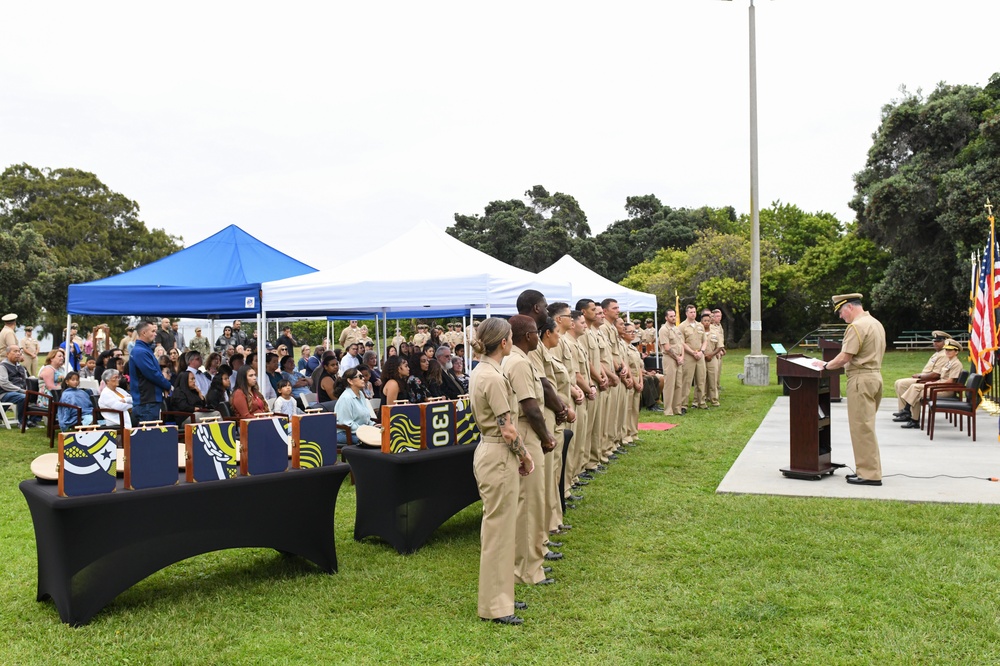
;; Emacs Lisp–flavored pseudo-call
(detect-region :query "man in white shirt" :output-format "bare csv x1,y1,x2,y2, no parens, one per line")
340,343,361,375
184,351,212,395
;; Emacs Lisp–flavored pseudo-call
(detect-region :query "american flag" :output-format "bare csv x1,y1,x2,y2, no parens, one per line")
970,227,999,374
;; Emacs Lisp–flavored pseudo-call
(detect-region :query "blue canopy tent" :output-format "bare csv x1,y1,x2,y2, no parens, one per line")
67,225,316,317
66,225,316,373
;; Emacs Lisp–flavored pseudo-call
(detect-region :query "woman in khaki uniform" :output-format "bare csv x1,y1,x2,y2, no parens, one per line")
469,317,534,625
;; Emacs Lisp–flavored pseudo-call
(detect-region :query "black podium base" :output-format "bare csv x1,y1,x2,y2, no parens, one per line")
780,465,837,481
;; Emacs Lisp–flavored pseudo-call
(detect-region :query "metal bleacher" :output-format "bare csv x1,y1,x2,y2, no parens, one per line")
893,330,969,351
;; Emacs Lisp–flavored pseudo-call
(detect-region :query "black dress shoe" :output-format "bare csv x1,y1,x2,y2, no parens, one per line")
892,410,909,417
569,494,584,501
845,473,858,480
542,566,552,573
536,577,556,585
580,472,595,480
680,408,687,415
565,503,577,510
482,614,523,625
545,540,563,548
544,551,564,561
559,524,572,530
573,480,589,487
514,601,528,610
846,476,882,486
892,415,911,422
901,419,921,429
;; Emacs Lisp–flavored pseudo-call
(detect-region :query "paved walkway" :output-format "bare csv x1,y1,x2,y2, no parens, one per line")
717,396,1000,504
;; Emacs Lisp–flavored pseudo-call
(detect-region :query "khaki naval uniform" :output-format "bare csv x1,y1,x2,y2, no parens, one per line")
703,325,723,406
842,311,886,481
505,346,547,585
20,334,40,376
412,331,430,348
469,355,519,619
626,343,644,440
640,325,656,356
583,327,605,470
0,326,17,358
680,320,707,410
592,325,615,460
901,355,962,420
658,323,684,415
710,322,725,389
894,350,947,413
565,333,592,484
546,346,573,532
339,326,365,350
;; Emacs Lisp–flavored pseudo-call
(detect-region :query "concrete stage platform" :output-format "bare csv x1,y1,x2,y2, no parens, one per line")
717,396,1000,504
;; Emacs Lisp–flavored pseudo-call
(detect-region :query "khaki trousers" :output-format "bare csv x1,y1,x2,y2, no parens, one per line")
474,438,518,619
629,389,640,439
515,435,546,584
704,357,719,405
847,372,883,481
588,390,606,468
662,356,678,415
672,359,686,414
600,387,615,460
566,397,588,486
546,415,563,534
894,377,917,411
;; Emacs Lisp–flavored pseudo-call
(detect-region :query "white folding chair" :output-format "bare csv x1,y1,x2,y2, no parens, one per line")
0,401,15,429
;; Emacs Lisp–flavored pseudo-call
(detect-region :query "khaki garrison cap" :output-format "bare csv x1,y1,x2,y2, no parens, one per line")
831,293,863,313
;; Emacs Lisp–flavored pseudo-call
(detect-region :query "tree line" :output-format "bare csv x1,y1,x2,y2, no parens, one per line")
449,73,1000,345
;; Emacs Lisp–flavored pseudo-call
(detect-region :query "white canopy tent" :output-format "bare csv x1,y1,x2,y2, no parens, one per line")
537,255,657,313
259,222,573,354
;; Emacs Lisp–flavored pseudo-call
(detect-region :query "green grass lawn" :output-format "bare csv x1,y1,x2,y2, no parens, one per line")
2,350,998,665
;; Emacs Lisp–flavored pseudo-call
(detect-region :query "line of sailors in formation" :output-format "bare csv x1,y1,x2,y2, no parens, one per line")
467,292,727,625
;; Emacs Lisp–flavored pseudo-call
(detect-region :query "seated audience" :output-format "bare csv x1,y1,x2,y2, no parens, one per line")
37,349,66,409
297,345,312,373
380,356,410,406
273,379,302,419
334,368,375,444
449,355,469,394
279,355,311,400
205,367,233,411
406,352,429,403
170,370,207,424
98,369,133,428
312,354,340,405
57,372,94,430
230,365,267,419
80,356,97,379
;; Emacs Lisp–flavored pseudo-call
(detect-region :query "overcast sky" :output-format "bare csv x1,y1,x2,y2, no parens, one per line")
4,1,998,270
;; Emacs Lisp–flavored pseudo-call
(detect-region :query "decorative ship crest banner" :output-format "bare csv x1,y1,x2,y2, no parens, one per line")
58,429,119,497
291,412,338,469
186,421,239,482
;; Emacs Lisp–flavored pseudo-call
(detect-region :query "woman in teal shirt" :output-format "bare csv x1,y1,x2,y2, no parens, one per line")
334,368,374,444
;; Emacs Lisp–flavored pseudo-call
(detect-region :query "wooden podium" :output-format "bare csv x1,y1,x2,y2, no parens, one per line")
818,338,842,401
776,354,844,480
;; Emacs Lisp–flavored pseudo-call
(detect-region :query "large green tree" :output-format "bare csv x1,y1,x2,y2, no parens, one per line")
448,186,592,272
851,75,1000,333
0,163,181,333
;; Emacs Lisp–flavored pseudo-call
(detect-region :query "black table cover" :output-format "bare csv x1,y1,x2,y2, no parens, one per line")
342,443,480,554
20,464,350,626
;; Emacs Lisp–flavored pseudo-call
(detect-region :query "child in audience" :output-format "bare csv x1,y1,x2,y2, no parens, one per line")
272,379,301,419
79,356,97,379
57,372,95,430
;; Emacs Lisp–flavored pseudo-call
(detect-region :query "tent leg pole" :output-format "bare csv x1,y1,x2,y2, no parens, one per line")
65,314,73,373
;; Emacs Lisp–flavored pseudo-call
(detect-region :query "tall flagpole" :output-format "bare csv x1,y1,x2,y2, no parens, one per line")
741,0,768,385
